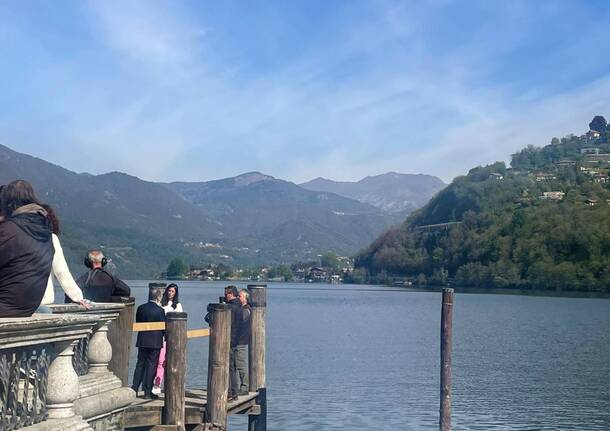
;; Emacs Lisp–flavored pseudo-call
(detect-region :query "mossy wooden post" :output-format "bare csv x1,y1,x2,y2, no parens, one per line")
248,284,267,431
206,303,231,429
109,296,135,386
440,288,454,431
165,311,188,431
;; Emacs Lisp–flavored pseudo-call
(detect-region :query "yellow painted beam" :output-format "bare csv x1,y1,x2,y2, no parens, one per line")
132,322,166,332
187,328,210,339
132,322,210,339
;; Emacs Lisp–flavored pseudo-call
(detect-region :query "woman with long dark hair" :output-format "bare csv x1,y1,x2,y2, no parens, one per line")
40,204,91,310
153,283,183,394
0,180,54,317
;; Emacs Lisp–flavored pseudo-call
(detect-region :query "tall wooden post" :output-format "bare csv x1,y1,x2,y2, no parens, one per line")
109,296,135,386
206,303,231,429
440,288,454,431
248,284,267,431
165,311,188,431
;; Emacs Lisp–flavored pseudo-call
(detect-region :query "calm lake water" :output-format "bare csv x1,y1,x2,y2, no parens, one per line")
125,281,610,430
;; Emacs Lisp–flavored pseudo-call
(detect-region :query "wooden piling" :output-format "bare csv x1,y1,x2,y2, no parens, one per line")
440,288,454,431
165,311,188,431
109,296,135,386
205,303,231,429
247,284,267,431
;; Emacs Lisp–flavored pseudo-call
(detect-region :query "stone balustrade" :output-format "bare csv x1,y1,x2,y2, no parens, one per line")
0,304,136,431
49,304,136,430
0,314,100,431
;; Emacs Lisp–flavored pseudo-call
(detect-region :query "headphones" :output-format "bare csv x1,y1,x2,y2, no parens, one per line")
84,250,108,269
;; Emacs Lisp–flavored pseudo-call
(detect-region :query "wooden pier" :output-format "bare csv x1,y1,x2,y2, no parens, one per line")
123,284,268,431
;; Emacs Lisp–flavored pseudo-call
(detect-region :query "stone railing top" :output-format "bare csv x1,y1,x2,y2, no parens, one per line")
49,303,126,314
0,314,101,349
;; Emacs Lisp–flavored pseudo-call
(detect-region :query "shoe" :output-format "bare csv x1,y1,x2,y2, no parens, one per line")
227,395,238,402
145,393,159,400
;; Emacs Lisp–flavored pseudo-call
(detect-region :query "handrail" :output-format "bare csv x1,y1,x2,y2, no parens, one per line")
132,321,209,339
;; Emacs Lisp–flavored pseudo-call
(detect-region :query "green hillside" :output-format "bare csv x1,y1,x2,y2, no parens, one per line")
355,117,610,292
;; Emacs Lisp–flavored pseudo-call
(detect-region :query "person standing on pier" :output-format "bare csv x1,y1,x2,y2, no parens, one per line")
225,285,248,401
237,288,252,395
132,286,166,399
152,283,183,395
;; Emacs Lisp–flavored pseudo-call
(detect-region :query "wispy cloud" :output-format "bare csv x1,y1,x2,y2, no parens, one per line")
1,0,610,184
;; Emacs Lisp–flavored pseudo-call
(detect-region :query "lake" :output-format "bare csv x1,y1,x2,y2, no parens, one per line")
125,281,610,430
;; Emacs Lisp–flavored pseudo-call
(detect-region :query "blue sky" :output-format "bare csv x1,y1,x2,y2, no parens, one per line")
1,0,610,184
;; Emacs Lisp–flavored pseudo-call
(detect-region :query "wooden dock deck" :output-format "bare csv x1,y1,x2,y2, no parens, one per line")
125,389,260,429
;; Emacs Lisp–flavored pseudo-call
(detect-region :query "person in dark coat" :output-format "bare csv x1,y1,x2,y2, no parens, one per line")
131,286,166,399
73,249,131,302
224,285,245,401
0,180,54,317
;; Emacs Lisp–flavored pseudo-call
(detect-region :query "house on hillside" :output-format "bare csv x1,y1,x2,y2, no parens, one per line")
586,130,601,139
585,199,598,207
540,191,565,201
535,173,557,181
593,173,609,183
307,267,328,282
556,160,576,168
584,154,610,167
489,173,504,180
581,147,600,155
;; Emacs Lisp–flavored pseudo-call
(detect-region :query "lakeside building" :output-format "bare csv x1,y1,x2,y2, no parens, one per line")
540,191,565,201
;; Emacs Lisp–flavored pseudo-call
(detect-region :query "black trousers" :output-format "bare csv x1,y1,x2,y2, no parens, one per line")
131,347,161,395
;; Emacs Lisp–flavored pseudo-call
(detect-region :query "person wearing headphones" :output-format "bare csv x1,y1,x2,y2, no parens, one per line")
74,249,131,302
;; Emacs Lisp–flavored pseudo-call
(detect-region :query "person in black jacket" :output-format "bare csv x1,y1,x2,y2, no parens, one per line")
0,180,54,317
131,286,166,399
74,249,131,302
224,285,247,401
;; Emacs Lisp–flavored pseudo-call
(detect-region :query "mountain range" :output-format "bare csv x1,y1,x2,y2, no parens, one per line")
0,143,443,277
300,173,445,216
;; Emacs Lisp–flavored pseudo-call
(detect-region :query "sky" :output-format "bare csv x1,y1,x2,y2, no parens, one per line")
1,0,610,184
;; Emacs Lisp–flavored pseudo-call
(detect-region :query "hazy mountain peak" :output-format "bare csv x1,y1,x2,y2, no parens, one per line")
233,171,274,187
300,171,446,216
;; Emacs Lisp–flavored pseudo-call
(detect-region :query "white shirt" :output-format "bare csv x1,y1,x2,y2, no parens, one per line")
41,234,84,305
163,301,183,313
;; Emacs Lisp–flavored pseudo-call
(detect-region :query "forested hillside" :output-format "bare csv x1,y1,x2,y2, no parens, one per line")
355,117,610,292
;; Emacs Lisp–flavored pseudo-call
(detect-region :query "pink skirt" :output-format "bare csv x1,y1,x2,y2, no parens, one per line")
154,340,167,387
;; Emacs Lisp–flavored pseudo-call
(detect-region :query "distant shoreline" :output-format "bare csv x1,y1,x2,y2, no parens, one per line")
124,279,610,299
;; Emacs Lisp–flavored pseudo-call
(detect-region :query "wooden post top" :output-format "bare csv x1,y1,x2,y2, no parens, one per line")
166,311,188,321
247,285,267,308
207,303,230,312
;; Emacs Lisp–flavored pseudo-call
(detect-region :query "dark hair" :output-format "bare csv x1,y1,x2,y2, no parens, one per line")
224,285,238,297
161,283,180,309
2,180,42,216
42,204,60,235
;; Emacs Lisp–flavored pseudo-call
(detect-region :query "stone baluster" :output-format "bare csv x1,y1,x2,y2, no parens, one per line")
87,319,113,374
46,340,81,419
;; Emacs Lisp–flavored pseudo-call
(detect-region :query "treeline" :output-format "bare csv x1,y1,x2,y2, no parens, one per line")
355,117,610,292
165,251,353,282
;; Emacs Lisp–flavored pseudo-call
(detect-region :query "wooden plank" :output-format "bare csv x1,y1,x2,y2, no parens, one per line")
132,322,209,338
133,321,166,331
187,328,210,338
124,407,162,428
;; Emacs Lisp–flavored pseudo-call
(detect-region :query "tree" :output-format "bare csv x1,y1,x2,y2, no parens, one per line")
589,115,607,133
320,252,339,270
167,257,189,278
